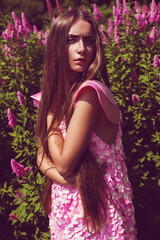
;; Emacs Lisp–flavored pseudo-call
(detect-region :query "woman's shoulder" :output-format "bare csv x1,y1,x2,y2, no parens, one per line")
74,80,121,125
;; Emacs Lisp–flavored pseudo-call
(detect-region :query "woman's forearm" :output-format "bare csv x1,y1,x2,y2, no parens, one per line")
37,146,77,187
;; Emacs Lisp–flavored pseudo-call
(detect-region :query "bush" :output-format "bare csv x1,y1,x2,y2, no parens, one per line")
104,1,160,239
0,1,160,239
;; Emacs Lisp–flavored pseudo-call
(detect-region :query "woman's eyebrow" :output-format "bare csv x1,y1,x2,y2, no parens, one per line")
68,34,93,37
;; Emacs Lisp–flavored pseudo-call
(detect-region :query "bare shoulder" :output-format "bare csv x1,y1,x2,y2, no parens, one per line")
75,85,101,111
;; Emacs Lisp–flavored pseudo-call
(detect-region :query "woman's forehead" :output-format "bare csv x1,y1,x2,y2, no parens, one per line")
68,19,93,36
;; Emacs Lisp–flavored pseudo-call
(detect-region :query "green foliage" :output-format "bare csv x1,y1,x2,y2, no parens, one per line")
0,12,50,239
104,2,160,239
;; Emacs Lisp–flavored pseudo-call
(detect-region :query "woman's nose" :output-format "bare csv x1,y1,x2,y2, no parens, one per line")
77,39,85,53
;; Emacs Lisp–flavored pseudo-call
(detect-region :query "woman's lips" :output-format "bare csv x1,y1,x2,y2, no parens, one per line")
74,58,86,63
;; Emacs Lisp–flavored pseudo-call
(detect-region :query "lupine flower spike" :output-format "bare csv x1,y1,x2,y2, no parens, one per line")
7,108,17,128
153,55,160,68
56,0,63,14
46,0,54,16
93,4,103,22
17,91,25,105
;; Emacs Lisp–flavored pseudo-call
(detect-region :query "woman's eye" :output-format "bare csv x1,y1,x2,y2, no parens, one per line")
67,37,77,44
84,37,95,45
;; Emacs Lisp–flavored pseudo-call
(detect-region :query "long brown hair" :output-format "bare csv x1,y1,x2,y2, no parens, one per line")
35,9,111,233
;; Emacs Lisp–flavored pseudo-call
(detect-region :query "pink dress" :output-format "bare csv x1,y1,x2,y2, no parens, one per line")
32,80,137,239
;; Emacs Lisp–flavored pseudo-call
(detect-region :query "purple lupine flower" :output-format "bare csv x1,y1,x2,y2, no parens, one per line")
46,0,54,16
7,108,17,128
2,32,9,41
123,0,128,9
0,78,3,85
17,91,25,105
135,1,141,13
12,12,22,27
150,26,157,39
7,22,16,38
38,30,44,39
10,159,28,177
52,17,56,22
149,0,158,23
114,26,120,44
142,5,149,16
153,55,160,68
21,12,31,30
93,4,103,22
132,69,138,82
116,0,123,15
55,0,63,14
9,214,18,220
99,25,107,44
132,94,140,104
123,0,129,15
33,25,38,34
107,19,114,37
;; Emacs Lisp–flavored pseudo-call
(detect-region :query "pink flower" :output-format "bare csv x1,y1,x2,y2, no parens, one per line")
107,19,114,37
0,78,3,85
132,69,138,82
93,4,103,22
21,12,31,30
142,5,149,16
12,12,22,28
121,57,125,63
116,0,123,15
132,94,140,104
99,25,107,44
150,26,157,39
7,108,17,128
10,159,28,177
153,55,160,68
46,0,54,16
17,91,25,105
9,214,18,220
55,0,63,14
135,1,141,13
114,26,121,44
33,25,38,34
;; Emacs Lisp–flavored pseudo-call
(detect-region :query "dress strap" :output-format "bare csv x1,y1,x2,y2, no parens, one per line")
30,92,41,108
74,80,120,125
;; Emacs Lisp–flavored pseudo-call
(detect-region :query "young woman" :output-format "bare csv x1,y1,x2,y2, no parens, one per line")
35,9,137,239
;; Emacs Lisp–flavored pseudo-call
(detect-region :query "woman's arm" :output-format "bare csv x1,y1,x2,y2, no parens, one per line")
37,145,77,187
47,87,102,177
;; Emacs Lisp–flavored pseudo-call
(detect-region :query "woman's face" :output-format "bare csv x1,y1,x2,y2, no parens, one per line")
67,19,95,81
